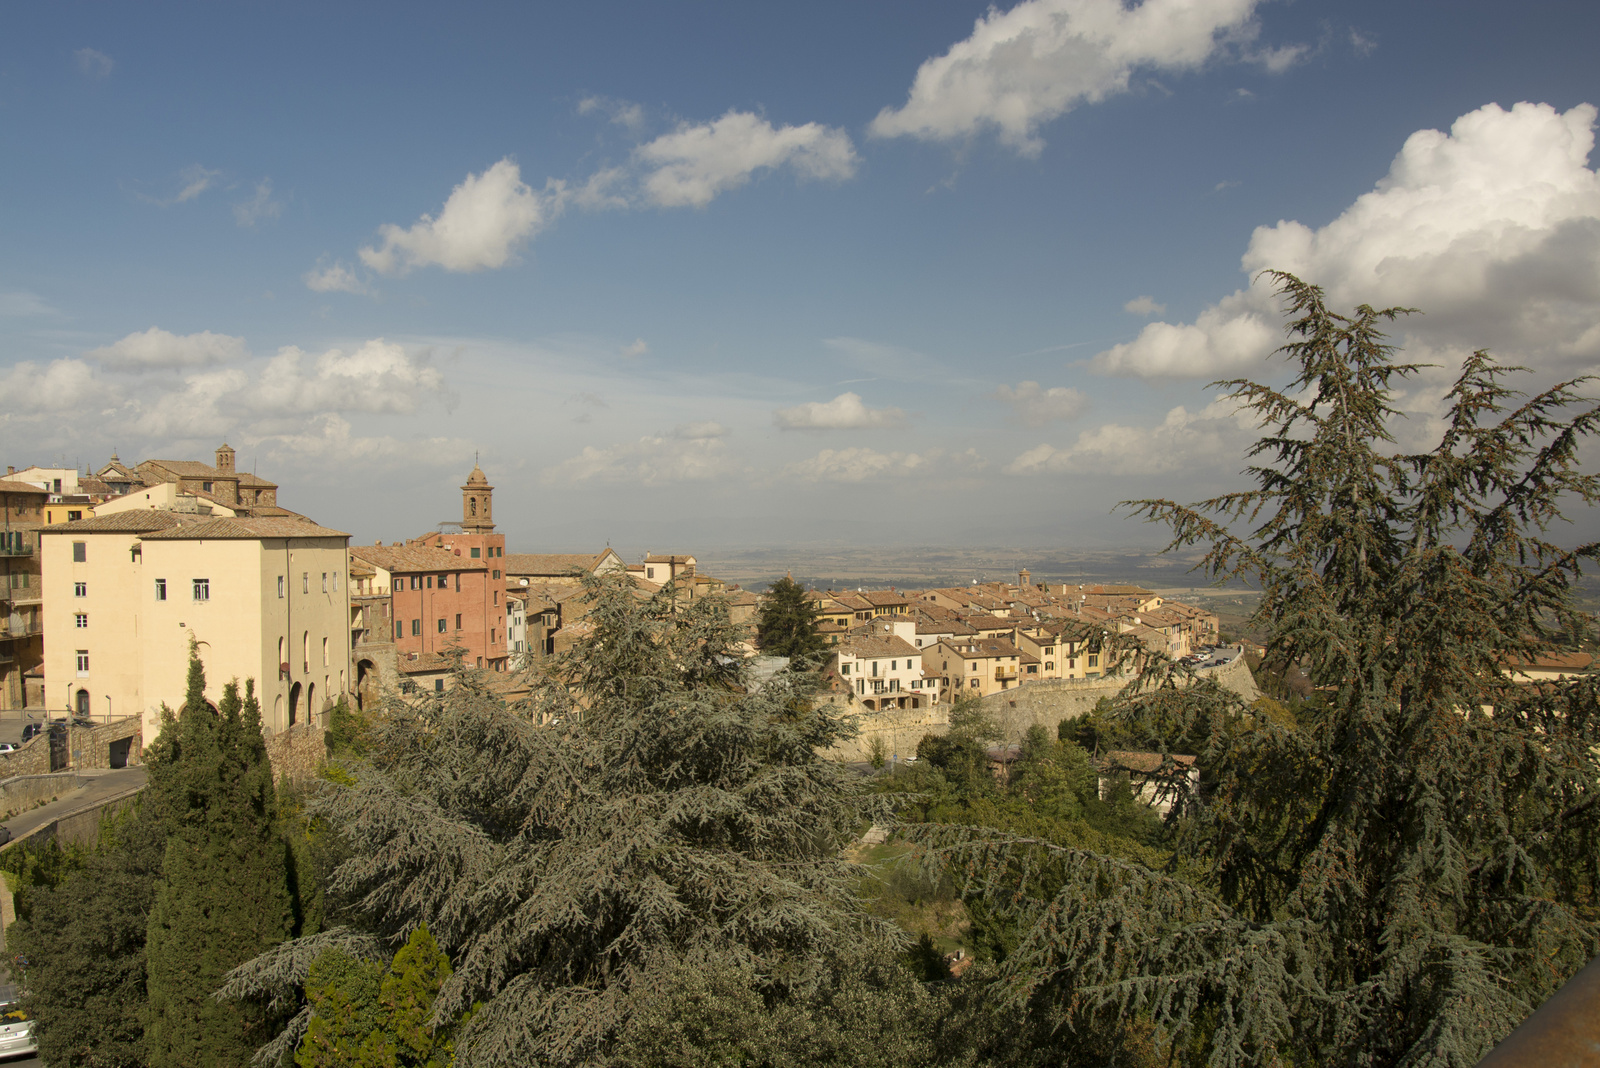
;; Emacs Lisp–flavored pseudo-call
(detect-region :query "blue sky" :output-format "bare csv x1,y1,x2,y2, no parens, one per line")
3,0,1599,552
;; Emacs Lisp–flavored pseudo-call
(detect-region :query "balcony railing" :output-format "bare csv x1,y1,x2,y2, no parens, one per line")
0,620,43,639
0,545,31,557
994,667,1019,680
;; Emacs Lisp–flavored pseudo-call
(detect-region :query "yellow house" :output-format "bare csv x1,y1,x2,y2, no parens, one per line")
40,513,351,738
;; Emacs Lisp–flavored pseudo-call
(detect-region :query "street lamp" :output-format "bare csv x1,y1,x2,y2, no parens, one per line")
104,694,112,721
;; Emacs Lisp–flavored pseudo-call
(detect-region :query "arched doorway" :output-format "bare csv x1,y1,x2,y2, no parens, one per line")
305,683,316,726
288,681,302,726
355,659,377,710
75,689,90,717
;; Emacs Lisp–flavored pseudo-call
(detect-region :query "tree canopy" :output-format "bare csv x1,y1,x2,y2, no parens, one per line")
905,273,1600,1066
756,574,827,660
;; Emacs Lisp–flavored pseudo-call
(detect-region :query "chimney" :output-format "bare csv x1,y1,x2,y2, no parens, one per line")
5,466,12,475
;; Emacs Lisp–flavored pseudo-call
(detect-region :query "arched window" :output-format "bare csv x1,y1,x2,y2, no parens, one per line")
469,497,477,516
303,631,310,671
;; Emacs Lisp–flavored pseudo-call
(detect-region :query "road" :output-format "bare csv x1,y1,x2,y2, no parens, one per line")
2,765,148,844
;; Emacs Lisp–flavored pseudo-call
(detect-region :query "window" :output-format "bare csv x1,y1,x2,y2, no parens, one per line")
411,576,421,590
434,679,445,693
332,572,339,592
321,572,328,593
193,578,210,601
411,619,421,636
647,567,655,579
155,578,167,601
454,573,460,592
437,574,447,587
455,613,462,630
76,650,89,675
1088,654,1099,668
67,510,82,521
303,572,309,594
426,575,434,589
277,575,285,598
396,621,404,639
322,637,329,666
493,591,499,606
303,631,310,668
493,569,500,580
1045,661,1054,671
970,678,980,688
470,547,481,559
841,663,851,675
202,481,213,492
437,618,447,633
1068,658,1076,670
72,541,86,562
74,613,87,628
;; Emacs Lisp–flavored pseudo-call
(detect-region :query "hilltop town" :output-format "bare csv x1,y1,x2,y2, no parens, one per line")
1,446,1235,764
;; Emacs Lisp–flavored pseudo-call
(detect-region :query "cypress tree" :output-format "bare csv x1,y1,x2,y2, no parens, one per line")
909,274,1600,1066
145,648,294,1068
756,574,827,660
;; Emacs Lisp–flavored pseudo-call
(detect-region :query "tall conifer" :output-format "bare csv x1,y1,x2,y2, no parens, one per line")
145,648,294,1068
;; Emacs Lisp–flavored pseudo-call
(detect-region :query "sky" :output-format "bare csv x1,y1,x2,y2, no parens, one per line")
3,0,1600,554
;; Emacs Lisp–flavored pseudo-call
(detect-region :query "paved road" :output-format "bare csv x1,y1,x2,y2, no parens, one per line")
2,766,147,843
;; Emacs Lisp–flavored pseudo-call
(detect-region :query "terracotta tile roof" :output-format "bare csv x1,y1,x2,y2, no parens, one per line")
0,481,51,497
236,472,277,487
1102,750,1197,774
836,634,921,659
141,459,224,478
643,553,695,564
39,511,188,533
352,544,483,573
139,516,349,540
935,637,1035,662
965,614,1017,633
863,590,910,606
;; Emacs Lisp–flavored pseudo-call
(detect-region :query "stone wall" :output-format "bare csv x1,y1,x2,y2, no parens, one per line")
0,734,52,778
0,772,82,821
67,717,142,770
264,720,326,781
823,653,1261,763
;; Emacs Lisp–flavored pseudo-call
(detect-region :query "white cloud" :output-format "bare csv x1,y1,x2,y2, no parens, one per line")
578,95,645,131
360,159,558,275
172,164,220,204
87,327,249,371
636,110,858,208
0,292,60,317
233,179,283,227
257,413,474,467
1005,397,1252,476
1123,295,1166,316
869,0,1279,155
994,381,1086,425
1094,101,1600,380
251,340,450,416
784,446,977,483
546,429,738,485
0,358,107,414
620,338,649,358
304,262,372,296
74,48,112,78
774,392,905,430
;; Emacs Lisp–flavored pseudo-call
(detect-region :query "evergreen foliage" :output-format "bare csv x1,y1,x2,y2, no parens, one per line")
904,274,1600,1065
296,924,459,1068
8,800,166,1068
226,574,903,1067
145,649,295,1068
755,574,826,660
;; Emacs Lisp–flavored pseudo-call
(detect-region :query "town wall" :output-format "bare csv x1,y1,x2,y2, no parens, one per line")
823,654,1260,763
264,720,326,782
0,773,83,821
0,734,52,778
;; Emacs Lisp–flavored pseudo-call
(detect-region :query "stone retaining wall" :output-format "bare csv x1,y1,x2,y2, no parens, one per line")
0,734,52,778
0,772,83,822
68,717,142,770
264,720,326,782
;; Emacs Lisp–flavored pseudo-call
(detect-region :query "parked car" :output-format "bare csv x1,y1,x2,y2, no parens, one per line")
0,743,15,753
0,1002,32,1058
18,723,42,743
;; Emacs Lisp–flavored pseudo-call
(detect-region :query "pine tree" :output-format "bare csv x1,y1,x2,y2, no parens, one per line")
756,574,826,660
908,274,1600,1066
145,648,295,1068
8,799,166,1068
224,573,903,1068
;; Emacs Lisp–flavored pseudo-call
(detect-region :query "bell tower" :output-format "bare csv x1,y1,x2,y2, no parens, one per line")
462,462,494,534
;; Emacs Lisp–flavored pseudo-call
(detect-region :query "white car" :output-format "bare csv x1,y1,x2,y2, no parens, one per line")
0,1004,35,1058
0,743,15,753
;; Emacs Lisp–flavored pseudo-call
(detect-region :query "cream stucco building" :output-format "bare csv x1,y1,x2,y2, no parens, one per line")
40,513,351,737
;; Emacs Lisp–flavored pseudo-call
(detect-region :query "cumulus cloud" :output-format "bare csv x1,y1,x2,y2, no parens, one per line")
258,413,474,466
360,159,558,275
620,338,649,358
304,262,371,296
784,446,980,483
546,429,738,485
251,340,450,416
1124,295,1166,316
774,392,905,430
87,327,248,371
1005,396,1253,476
578,95,645,131
994,381,1087,425
233,179,283,227
636,110,858,208
870,0,1280,155
74,48,113,78
1094,102,1600,380
0,359,107,414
